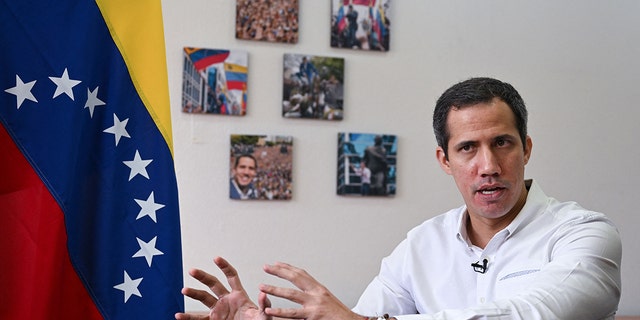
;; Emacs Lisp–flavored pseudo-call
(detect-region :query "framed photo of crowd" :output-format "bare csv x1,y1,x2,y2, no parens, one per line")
235,0,299,44
331,0,391,51
282,53,344,120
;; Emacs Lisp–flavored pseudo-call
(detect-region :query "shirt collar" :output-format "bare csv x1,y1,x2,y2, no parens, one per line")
503,179,549,237
455,179,548,244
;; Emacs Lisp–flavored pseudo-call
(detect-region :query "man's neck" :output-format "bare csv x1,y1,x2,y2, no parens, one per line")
466,184,528,249
233,179,251,196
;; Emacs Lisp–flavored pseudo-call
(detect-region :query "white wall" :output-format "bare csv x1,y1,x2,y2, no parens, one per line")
162,0,640,315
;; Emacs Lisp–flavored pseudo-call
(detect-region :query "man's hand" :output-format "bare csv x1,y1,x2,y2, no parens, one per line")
175,256,272,320
259,262,362,320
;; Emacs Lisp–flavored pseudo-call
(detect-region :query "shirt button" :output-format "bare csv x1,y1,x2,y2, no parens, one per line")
480,297,486,304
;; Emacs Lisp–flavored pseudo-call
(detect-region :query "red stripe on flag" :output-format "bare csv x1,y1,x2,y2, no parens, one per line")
344,0,373,5
227,81,246,91
193,52,231,71
0,124,103,319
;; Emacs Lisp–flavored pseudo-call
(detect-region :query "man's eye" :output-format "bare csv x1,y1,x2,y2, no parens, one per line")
496,139,509,147
461,145,472,152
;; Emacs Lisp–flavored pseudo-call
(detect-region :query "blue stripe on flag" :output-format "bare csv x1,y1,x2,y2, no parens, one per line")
225,71,248,83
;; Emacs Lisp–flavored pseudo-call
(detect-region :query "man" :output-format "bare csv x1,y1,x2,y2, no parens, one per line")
350,160,372,196
177,78,621,319
298,56,318,88
345,4,359,48
363,135,388,195
215,85,229,115
230,154,257,200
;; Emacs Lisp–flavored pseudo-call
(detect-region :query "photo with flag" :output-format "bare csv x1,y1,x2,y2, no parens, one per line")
0,0,184,319
331,0,391,51
182,47,249,116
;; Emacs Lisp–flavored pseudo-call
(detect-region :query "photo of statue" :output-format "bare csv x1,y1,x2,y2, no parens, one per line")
337,132,397,196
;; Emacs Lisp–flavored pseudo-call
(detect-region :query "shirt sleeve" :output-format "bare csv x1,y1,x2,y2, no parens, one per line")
353,238,419,316
475,215,622,320
356,215,622,320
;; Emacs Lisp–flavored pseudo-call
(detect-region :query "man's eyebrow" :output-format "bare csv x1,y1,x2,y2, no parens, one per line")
452,140,476,150
452,134,518,149
494,134,518,142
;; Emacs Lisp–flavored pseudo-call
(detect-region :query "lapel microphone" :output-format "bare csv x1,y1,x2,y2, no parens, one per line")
471,258,488,274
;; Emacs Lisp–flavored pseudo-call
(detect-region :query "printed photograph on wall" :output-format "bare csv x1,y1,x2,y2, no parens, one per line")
282,53,344,120
337,132,397,196
236,0,299,44
331,0,391,51
230,134,294,200
182,47,248,116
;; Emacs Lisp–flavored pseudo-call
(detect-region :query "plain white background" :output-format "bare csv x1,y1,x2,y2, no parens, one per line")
162,0,640,315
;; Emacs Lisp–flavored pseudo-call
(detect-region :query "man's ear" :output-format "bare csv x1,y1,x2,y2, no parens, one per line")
524,135,533,165
436,146,452,175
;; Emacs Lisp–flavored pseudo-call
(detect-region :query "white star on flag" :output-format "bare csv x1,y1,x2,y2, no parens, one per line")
84,86,106,118
4,75,38,109
134,191,165,222
113,270,143,303
133,236,164,267
123,150,153,181
49,68,81,100
103,113,130,146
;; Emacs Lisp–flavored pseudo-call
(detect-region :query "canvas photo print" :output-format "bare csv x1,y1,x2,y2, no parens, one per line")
331,0,391,51
282,53,344,120
182,47,249,116
337,132,397,196
230,134,293,200
236,0,299,44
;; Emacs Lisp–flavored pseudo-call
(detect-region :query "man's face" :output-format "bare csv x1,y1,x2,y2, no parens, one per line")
234,156,256,187
436,98,532,221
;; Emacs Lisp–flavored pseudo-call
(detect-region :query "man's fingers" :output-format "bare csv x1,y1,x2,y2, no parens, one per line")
214,256,247,292
264,306,308,319
259,283,306,304
174,312,210,320
181,287,218,309
263,262,320,292
257,291,272,310
189,266,231,298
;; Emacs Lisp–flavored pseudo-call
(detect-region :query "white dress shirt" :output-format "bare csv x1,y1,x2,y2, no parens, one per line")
353,180,621,320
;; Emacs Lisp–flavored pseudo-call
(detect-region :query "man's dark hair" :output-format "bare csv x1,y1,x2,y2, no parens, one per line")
234,153,257,169
433,77,528,158
374,135,382,146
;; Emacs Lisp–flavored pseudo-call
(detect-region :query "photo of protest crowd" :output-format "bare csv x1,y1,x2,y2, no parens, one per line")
236,0,299,44
229,134,293,201
282,53,344,120
331,0,391,51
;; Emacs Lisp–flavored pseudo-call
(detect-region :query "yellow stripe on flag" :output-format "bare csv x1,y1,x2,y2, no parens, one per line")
224,63,248,74
184,47,200,55
95,0,173,154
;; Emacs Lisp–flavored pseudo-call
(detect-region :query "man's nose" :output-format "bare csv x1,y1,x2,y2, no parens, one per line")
478,148,501,177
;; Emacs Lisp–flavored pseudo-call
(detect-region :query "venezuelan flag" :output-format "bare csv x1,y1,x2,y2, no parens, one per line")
186,48,231,72
0,0,183,319
224,63,248,91
370,2,387,47
335,2,347,33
